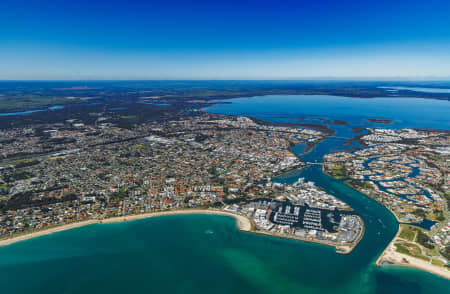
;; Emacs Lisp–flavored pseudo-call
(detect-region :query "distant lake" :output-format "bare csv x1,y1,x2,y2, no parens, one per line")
0,105,64,116
379,86,450,94
204,95,450,129
108,107,127,111
0,109,45,116
48,105,64,110
143,102,169,106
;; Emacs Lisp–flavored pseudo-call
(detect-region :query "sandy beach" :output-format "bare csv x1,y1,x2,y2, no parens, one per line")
100,209,253,231
376,229,450,280
0,220,99,247
0,209,252,247
0,208,364,255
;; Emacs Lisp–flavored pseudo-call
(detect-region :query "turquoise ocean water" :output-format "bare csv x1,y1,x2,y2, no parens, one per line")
0,95,449,293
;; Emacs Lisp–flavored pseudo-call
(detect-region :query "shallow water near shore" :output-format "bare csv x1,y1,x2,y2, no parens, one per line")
0,213,447,293
0,94,449,293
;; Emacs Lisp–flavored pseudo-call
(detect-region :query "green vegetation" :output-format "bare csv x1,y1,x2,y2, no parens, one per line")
432,210,445,222
444,192,450,211
395,225,444,264
395,243,410,255
428,155,444,162
431,259,445,266
42,137,76,146
0,95,70,111
413,208,426,219
346,179,372,190
422,246,439,257
13,159,40,168
395,241,431,261
329,164,347,179
110,187,128,201
440,246,450,260
416,230,434,249
399,225,435,250
399,226,416,241
3,171,34,183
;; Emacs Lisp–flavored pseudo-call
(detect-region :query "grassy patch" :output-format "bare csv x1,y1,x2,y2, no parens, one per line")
431,259,445,267
423,247,439,257
399,226,416,241
329,164,347,179
400,242,422,256
395,243,410,255
429,156,443,162
346,179,373,190
396,241,431,262
13,159,40,168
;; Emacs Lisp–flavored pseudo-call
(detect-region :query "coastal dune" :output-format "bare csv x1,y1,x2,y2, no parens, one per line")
0,209,252,247
376,231,450,280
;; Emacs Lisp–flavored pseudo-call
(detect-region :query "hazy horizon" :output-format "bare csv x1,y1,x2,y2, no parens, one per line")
1,0,450,80
1,78,450,82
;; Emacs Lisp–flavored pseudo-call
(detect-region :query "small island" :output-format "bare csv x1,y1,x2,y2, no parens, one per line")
366,118,393,124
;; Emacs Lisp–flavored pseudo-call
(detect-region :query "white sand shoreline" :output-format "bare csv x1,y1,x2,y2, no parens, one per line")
0,209,252,247
0,208,365,256
376,227,450,280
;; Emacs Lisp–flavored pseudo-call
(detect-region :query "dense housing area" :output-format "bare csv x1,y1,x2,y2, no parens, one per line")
324,128,449,266
0,114,362,251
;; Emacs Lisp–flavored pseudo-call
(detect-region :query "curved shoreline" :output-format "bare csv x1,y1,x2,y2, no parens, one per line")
338,214,365,254
0,208,362,254
0,209,253,247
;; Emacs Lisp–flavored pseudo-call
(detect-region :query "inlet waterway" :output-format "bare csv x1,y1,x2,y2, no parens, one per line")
0,95,448,293
207,94,450,292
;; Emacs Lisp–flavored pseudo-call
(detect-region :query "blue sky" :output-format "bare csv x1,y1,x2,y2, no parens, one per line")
1,0,450,79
